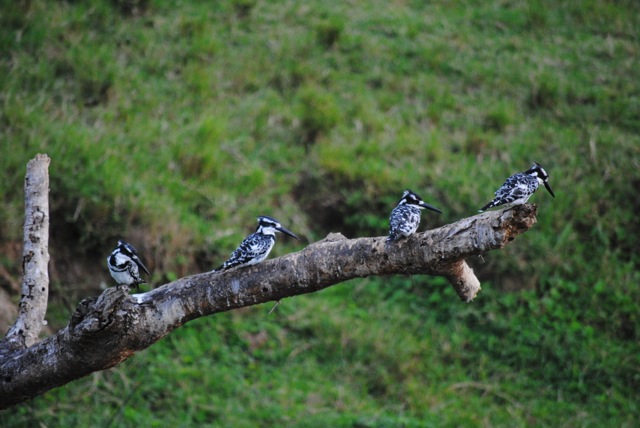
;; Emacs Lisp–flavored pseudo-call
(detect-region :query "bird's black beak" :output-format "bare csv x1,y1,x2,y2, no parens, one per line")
544,181,556,198
134,257,151,277
419,201,443,214
277,226,300,240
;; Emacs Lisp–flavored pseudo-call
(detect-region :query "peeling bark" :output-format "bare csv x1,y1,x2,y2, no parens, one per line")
0,155,538,409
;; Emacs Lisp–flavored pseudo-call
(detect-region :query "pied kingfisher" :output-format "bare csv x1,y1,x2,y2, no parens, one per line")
479,161,555,212
387,190,442,243
107,240,151,288
214,216,299,271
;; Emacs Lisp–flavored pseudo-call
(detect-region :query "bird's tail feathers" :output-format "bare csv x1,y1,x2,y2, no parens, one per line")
479,201,494,212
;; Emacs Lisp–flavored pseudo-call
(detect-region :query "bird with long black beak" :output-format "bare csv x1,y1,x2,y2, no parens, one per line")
107,240,151,288
479,161,555,212
387,189,443,243
214,216,299,271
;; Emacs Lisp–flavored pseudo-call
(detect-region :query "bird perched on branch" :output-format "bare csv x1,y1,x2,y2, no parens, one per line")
479,161,555,212
107,240,151,289
387,189,442,243
214,216,299,271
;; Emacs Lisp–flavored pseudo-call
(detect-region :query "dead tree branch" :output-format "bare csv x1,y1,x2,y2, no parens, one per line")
1,154,50,353
0,156,538,409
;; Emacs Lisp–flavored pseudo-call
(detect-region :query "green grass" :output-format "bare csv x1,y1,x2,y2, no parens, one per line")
1,0,639,426
4,280,638,426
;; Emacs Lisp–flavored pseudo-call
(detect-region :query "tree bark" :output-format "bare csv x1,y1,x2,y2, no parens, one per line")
0,156,538,409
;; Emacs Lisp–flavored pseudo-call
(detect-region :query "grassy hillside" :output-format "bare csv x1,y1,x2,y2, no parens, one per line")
1,0,639,426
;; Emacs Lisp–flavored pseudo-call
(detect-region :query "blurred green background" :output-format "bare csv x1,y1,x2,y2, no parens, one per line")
1,0,639,426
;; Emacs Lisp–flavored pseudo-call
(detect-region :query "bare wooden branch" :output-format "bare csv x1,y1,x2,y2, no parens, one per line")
1,154,50,352
0,203,537,409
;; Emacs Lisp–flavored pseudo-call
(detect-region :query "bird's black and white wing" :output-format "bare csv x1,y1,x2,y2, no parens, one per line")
216,233,275,271
480,173,537,211
388,205,422,242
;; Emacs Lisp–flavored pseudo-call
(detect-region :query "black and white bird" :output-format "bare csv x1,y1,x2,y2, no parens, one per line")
387,190,443,243
107,240,151,288
479,161,555,212
214,216,299,271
